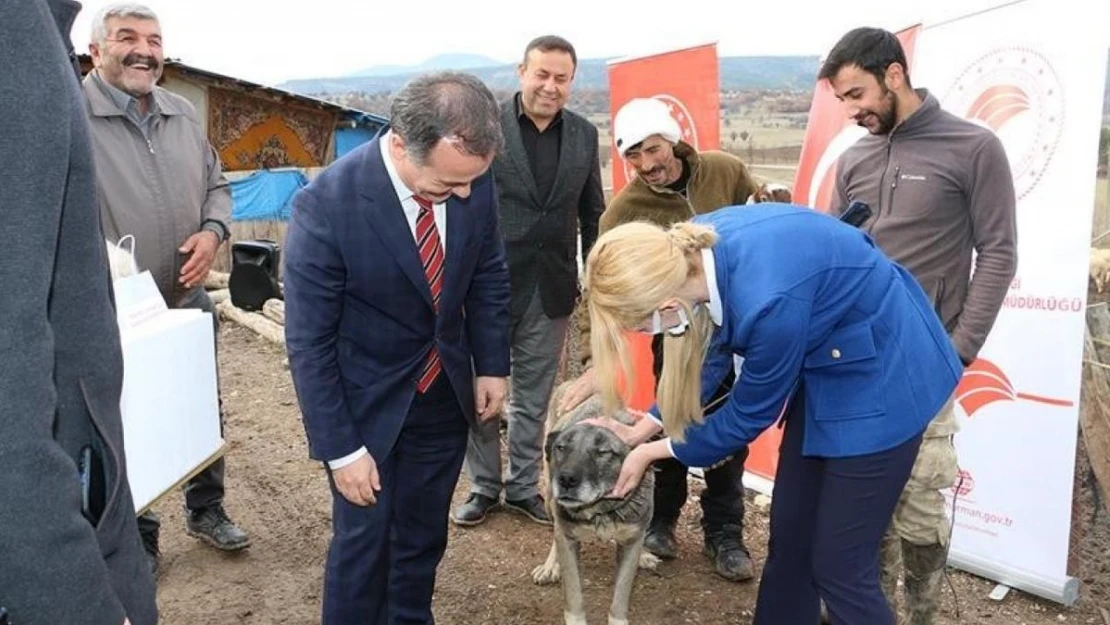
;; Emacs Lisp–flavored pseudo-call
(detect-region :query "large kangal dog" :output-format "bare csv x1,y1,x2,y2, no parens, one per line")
532,381,659,625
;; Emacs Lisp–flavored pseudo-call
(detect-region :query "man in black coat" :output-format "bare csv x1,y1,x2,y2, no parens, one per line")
0,1,158,623
452,35,605,526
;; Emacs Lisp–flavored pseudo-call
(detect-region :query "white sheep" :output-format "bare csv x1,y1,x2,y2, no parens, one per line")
1090,247,1110,293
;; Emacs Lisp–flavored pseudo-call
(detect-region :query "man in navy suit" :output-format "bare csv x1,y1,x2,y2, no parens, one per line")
283,72,511,625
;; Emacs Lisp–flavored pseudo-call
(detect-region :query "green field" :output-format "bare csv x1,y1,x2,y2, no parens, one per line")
749,165,797,187
720,112,807,154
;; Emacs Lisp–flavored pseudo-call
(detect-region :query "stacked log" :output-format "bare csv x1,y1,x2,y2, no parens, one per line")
216,300,285,347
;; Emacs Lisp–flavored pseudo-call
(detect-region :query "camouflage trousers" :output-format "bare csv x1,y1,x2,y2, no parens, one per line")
880,398,959,625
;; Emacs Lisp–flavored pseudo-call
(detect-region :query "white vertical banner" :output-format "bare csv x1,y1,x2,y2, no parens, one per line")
910,0,1109,604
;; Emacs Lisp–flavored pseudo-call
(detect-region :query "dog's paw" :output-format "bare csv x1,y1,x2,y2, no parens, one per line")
638,551,660,570
532,560,561,585
564,611,588,625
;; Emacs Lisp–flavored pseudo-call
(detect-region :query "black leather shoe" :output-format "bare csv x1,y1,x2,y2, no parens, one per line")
643,519,679,560
139,521,161,576
186,505,251,551
503,495,552,525
145,549,160,577
451,493,499,526
704,524,754,581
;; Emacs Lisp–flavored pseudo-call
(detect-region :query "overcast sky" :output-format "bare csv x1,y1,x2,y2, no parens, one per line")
70,0,1018,87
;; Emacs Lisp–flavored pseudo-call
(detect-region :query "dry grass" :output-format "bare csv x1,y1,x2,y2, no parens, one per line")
1094,176,1110,246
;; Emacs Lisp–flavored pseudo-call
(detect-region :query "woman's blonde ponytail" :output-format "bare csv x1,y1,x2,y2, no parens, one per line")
585,220,719,440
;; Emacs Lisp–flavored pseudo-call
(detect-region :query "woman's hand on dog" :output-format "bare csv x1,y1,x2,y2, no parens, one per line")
333,453,382,506
611,439,673,498
558,367,597,413
584,414,662,448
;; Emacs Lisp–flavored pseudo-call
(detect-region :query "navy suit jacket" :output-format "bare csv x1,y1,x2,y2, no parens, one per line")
658,204,962,466
284,137,511,463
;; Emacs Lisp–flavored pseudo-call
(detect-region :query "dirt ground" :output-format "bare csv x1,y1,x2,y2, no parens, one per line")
149,323,1110,624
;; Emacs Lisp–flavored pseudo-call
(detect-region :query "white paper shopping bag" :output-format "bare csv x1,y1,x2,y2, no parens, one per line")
107,236,167,332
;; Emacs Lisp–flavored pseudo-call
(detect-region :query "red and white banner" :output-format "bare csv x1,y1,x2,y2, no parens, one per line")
917,2,1106,604
607,43,720,195
794,1,1109,604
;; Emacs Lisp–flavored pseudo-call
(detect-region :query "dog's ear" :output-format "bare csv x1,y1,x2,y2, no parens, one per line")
544,430,559,462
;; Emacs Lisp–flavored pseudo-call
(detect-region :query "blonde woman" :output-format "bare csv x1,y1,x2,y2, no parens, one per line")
584,203,961,625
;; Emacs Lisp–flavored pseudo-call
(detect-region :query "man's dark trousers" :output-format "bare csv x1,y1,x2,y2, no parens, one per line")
650,335,746,534
322,375,469,625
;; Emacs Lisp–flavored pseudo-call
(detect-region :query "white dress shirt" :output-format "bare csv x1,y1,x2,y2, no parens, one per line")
702,247,723,326
328,132,447,471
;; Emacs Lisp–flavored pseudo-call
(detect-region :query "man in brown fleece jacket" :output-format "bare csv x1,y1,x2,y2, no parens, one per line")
822,27,1017,625
562,97,765,582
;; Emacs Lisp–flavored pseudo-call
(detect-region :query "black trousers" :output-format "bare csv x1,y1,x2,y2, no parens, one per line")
321,375,468,625
753,389,923,625
650,335,747,533
138,289,225,547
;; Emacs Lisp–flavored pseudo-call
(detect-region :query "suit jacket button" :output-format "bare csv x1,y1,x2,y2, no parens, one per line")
537,242,544,249
831,348,842,359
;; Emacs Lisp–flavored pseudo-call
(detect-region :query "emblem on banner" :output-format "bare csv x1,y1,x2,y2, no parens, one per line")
952,469,975,497
955,358,1074,417
943,47,1065,200
622,94,700,185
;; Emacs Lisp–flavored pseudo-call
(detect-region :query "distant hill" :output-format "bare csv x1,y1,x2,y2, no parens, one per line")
347,53,505,77
278,55,821,96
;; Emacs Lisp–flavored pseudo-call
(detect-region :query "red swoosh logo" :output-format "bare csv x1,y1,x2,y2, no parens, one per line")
967,85,1030,131
956,358,1074,417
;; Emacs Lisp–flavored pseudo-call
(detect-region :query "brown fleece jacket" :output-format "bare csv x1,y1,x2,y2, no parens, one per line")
832,90,1017,365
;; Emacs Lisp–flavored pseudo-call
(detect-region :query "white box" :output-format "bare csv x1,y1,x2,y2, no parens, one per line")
118,307,224,514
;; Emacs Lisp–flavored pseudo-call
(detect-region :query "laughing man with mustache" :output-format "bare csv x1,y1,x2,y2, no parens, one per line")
82,2,250,575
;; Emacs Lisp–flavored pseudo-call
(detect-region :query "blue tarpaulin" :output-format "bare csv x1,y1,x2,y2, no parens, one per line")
335,127,378,158
229,169,308,222
335,111,387,159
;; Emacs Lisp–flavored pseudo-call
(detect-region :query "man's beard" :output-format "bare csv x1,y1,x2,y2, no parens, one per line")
859,86,899,135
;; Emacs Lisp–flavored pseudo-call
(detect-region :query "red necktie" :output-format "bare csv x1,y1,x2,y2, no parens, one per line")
414,196,444,393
